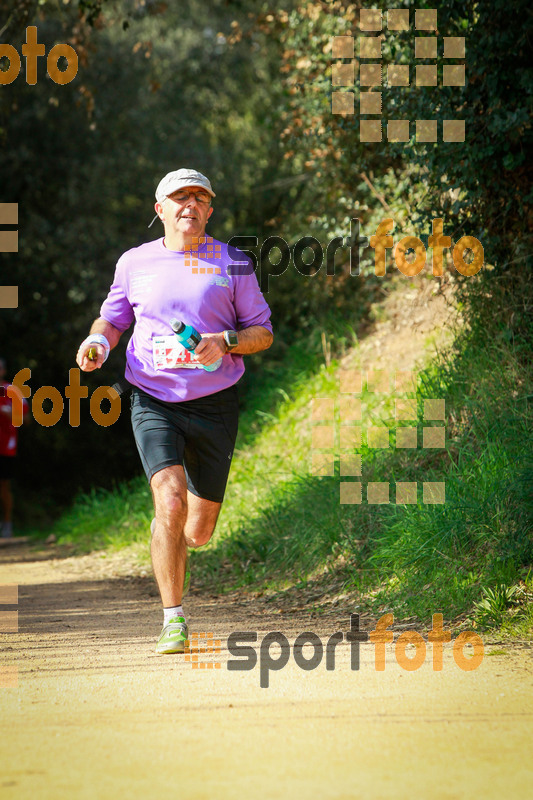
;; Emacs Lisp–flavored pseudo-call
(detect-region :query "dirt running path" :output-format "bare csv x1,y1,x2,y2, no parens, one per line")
0,544,532,800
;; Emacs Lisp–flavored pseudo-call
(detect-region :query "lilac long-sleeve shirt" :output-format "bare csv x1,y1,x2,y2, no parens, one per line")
100,237,272,402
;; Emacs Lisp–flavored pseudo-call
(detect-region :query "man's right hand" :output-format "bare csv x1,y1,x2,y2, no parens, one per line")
76,342,106,372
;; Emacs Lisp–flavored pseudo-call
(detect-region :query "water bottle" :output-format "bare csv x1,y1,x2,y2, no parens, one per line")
170,319,222,372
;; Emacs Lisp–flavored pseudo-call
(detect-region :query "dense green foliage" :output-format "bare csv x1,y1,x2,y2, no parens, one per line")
0,0,290,516
256,0,532,260
49,267,533,633
1,1,532,630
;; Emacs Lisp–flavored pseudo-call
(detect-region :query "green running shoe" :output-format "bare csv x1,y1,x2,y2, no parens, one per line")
150,518,190,597
155,616,189,655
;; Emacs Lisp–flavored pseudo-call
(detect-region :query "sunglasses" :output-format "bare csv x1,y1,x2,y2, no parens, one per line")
169,190,211,204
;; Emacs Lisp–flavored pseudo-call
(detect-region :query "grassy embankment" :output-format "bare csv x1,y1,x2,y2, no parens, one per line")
40,272,533,636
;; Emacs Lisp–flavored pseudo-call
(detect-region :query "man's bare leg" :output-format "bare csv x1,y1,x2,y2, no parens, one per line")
0,479,13,538
150,465,189,607
150,467,222,606
184,491,222,548
0,479,12,523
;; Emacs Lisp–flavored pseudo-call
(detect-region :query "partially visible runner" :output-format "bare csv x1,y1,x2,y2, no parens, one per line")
0,357,30,539
76,169,273,653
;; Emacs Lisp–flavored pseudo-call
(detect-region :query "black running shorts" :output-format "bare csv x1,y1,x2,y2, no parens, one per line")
130,384,239,503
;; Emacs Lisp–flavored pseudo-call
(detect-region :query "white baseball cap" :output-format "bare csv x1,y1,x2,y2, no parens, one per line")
155,168,216,203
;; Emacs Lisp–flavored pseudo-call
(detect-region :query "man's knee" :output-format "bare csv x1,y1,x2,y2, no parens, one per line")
151,471,188,523
185,498,221,547
186,527,215,548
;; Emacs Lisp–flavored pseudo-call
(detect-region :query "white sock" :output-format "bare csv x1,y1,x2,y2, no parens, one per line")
163,605,185,625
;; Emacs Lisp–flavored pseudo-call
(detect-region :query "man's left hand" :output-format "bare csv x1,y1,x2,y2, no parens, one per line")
194,333,226,366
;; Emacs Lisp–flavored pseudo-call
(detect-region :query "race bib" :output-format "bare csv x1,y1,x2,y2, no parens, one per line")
152,336,203,370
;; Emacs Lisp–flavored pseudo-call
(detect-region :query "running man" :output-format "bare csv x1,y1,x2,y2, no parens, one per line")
0,357,30,538
76,169,273,653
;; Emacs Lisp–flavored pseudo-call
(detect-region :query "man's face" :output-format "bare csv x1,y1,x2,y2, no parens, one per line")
156,185,213,240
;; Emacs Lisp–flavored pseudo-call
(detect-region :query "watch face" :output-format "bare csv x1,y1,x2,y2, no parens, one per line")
226,330,239,347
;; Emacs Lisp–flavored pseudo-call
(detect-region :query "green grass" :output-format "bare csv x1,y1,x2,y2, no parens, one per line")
37,273,533,637
197,297,533,633
42,477,153,552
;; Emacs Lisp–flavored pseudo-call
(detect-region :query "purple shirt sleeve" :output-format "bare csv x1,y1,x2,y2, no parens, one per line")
99,254,135,332
232,264,273,334
95,238,273,402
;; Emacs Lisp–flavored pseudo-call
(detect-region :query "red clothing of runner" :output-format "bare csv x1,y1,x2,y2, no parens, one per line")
0,381,29,457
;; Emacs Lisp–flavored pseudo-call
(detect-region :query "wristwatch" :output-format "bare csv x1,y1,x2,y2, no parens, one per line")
223,330,239,353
